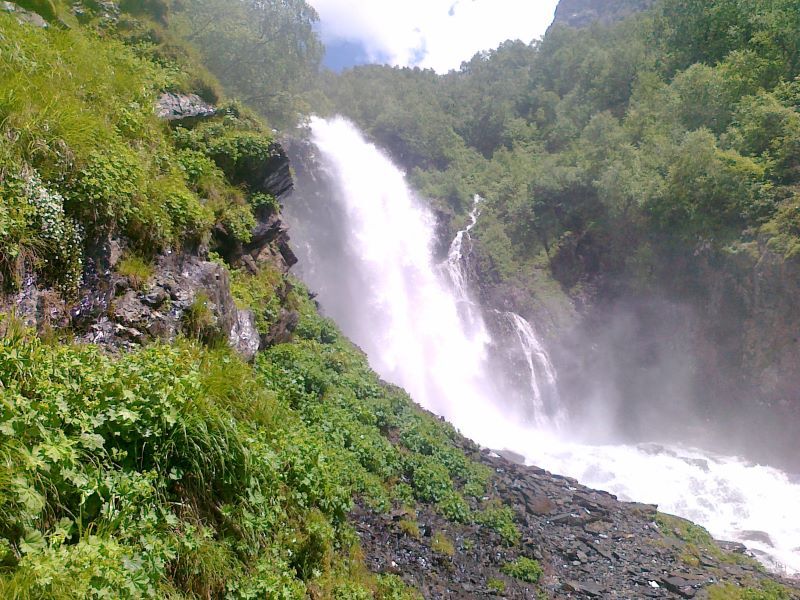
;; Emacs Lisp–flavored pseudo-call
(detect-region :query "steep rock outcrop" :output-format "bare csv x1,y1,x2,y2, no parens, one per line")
2,97,297,361
550,0,655,29
69,253,259,359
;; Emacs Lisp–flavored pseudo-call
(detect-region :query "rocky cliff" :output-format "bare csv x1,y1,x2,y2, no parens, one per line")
0,92,298,362
551,0,655,28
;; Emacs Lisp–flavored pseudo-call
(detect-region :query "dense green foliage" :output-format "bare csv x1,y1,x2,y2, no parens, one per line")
0,280,497,596
318,0,800,305
501,557,543,584
0,6,291,296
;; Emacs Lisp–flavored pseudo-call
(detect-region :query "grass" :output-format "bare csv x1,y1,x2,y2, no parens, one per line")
398,518,421,539
655,512,764,569
116,255,154,290
707,581,792,600
431,532,455,557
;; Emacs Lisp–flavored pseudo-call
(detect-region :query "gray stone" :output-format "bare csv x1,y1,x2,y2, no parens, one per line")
78,254,260,360
0,275,69,331
155,93,217,125
737,530,774,548
262,308,299,347
2,2,48,27
230,309,260,361
563,580,606,596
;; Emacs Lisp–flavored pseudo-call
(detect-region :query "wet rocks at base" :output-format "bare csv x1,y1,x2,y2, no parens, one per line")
351,436,800,599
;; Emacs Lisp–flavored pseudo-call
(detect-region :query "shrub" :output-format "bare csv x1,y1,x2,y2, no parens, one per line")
502,557,543,583
404,454,454,504
66,147,143,234
173,117,277,190
475,503,520,546
437,491,471,523
0,170,83,295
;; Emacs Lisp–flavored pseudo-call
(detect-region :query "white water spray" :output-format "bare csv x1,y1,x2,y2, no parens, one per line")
284,116,800,576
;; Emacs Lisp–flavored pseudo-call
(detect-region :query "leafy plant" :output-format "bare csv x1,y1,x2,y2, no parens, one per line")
475,502,520,546
502,557,543,583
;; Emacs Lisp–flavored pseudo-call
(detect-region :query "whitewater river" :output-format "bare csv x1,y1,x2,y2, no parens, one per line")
284,116,800,577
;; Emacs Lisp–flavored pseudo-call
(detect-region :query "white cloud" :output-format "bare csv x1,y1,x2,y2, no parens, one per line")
309,0,559,73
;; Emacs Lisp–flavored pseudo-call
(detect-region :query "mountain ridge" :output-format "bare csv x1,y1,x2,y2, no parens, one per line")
551,0,656,28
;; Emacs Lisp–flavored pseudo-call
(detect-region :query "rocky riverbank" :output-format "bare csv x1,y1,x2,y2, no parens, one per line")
352,433,800,599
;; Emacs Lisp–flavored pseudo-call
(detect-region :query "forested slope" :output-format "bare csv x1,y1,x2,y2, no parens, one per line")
317,0,800,467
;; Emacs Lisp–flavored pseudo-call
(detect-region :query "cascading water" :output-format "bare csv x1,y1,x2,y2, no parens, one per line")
501,311,565,429
286,117,498,432
284,116,800,576
439,195,492,362
441,195,563,429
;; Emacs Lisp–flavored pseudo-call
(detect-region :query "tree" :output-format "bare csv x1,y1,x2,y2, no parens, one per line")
172,0,323,127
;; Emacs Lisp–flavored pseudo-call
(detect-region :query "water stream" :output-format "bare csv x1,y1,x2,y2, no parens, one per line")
284,116,800,577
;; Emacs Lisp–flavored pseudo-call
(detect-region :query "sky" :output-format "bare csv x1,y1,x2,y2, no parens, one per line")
307,0,560,73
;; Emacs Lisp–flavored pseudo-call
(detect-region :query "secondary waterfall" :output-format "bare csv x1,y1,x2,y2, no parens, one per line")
502,311,565,429
284,116,800,576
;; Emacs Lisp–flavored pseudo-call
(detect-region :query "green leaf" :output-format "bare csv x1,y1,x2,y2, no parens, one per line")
19,529,46,555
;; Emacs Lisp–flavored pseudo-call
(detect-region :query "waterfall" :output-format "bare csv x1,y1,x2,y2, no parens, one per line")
438,194,493,366
284,116,800,576
441,194,565,429
502,311,566,429
285,117,497,429
443,194,481,306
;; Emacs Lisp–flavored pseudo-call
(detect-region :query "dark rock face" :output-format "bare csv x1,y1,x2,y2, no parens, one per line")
155,92,217,125
0,275,70,330
73,253,261,360
258,142,294,199
352,436,800,599
215,210,298,274
691,246,800,467
551,0,655,29
3,252,261,360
